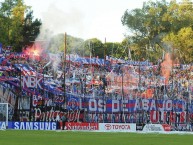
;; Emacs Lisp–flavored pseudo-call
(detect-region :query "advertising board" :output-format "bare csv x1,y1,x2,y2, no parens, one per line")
66,122,99,131
99,123,136,132
143,124,171,132
8,122,57,130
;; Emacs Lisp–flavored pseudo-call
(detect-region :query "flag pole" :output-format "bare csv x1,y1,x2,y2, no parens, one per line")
63,32,67,109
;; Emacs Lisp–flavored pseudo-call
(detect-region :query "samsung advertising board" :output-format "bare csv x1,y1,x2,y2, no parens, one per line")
0,122,6,130
8,122,57,130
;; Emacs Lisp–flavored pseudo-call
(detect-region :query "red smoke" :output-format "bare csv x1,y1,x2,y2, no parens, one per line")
23,42,44,61
161,53,172,84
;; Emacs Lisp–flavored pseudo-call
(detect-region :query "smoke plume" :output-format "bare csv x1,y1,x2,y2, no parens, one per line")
34,2,84,70
161,53,173,84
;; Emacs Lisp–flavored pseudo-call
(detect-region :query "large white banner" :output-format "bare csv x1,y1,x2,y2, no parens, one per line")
99,123,136,132
142,124,171,132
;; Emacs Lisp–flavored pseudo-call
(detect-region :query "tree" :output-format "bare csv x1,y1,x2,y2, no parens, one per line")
105,42,127,60
122,0,172,58
48,33,84,54
0,0,17,46
121,0,193,62
22,10,42,48
10,0,27,51
162,0,193,33
83,38,104,58
0,0,42,51
163,27,193,63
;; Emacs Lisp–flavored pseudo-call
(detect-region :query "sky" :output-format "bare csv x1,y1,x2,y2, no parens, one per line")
22,0,149,42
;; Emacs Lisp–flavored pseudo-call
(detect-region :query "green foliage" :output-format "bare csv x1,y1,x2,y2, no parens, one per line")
0,0,41,51
48,35,129,60
105,42,122,58
22,10,42,48
0,0,192,62
48,34,84,54
82,38,104,58
0,0,16,46
10,0,26,51
121,0,193,62
163,27,193,63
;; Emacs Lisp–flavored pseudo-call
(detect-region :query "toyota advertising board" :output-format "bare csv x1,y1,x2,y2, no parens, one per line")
99,123,136,132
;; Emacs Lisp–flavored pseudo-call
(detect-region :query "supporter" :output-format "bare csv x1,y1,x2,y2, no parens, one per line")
61,114,67,130
55,114,60,130
0,49,193,125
